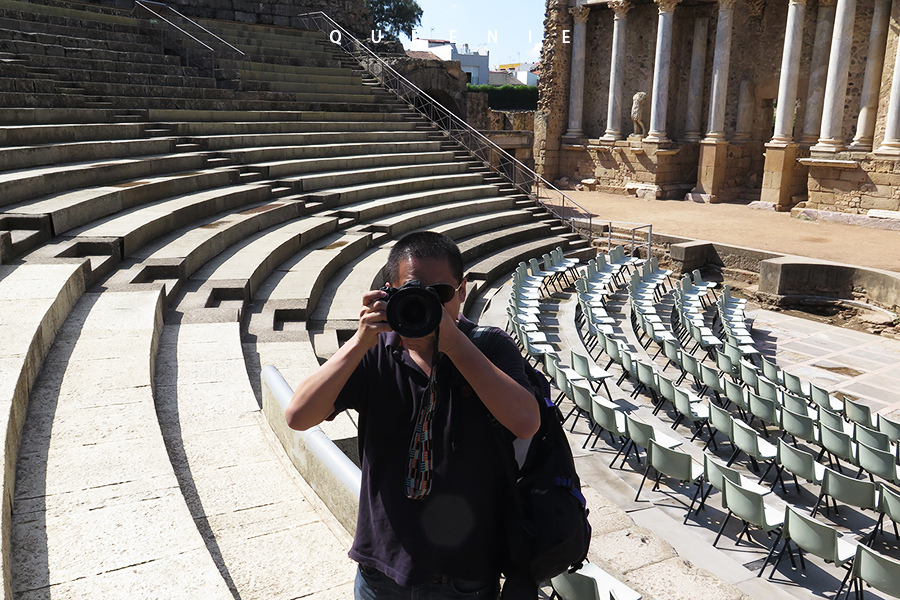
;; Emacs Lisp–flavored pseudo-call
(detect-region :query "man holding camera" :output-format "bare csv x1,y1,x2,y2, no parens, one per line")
286,231,540,599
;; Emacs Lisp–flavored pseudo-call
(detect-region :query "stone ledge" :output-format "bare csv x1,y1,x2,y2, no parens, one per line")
797,158,859,169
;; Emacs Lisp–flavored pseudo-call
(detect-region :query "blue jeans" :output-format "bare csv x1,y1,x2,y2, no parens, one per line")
354,565,499,600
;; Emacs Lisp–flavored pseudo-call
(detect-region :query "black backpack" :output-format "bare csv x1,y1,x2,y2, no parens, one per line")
469,327,592,588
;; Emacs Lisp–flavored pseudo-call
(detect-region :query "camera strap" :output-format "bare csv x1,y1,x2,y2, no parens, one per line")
405,329,441,500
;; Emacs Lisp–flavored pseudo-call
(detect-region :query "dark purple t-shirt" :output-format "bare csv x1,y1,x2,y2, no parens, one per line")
333,317,531,587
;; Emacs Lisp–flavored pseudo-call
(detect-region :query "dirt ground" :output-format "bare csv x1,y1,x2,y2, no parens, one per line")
556,189,900,273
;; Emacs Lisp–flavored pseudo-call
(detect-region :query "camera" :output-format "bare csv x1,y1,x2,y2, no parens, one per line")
379,280,444,338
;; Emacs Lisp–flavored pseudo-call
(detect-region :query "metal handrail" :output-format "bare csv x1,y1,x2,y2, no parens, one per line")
157,2,244,55
134,1,214,52
293,11,595,238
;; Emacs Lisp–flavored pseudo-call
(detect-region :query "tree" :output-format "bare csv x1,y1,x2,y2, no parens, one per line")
366,0,423,40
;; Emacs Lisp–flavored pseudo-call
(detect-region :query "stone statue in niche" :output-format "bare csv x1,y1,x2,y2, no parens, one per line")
631,91,647,136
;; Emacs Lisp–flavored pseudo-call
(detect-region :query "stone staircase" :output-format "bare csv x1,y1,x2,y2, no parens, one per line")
0,1,588,598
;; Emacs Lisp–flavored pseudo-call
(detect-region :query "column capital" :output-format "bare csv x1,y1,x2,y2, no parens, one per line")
655,0,681,13
789,0,809,5
609,0,634,17
569,5,591,24
718,0,737,10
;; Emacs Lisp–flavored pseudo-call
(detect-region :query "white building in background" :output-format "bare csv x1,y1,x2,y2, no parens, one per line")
496,62,539,86
409,38,490,85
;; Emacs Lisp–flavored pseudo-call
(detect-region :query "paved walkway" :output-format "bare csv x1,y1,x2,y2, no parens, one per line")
560,190,900,273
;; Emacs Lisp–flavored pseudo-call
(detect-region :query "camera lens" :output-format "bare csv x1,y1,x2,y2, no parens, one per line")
384,284,443,338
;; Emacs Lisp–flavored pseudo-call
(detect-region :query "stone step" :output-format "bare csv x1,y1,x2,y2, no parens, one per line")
19,50,200,76
0,259,88,598
221,139,443,166
255,150,456,180
454,221,557,265
363,196,520,238
144,108,413,124
282,160,469,194
11,287,236,599
0,135,182,171
37,66,217,89
330,185,502,227
159,119,419,138
0,151,212,207
236,76,378,97
219,60,357,83
0,22,158,53
218,34,335,55
195,17,326,41
0,0,143,32
7,167,239,236
118,199,305,303
320,172,490,210
252,230,374,327
178,215,340,313
47,182,273,260
0,37,181,68
196,129,431,153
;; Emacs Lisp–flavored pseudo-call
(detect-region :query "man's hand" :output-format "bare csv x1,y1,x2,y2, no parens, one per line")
355,288,392,349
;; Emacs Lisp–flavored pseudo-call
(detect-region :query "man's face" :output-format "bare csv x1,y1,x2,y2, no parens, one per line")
391,256,466,346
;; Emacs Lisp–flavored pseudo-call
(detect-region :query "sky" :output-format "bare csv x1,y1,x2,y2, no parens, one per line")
401,0,547,69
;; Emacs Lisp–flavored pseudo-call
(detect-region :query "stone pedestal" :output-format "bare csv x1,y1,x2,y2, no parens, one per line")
760,143,800,210
687,139,729,202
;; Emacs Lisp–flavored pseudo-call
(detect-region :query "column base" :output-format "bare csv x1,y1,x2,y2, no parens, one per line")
848,137,874,152
643,131,669,144
760,142,801,210
811,138,845,153
562,133,587,145
874,142,900,157
600,130,622,142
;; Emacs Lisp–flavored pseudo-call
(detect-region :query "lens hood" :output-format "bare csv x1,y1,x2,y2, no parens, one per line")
381,281,444,338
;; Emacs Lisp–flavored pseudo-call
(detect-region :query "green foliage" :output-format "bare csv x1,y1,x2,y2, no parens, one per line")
467,85,538,110
366,0,423,40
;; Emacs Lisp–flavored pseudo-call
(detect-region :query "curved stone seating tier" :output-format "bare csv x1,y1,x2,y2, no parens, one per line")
11,287,237,599
0,121,146,145
250,229,374,327
157,116,418,137
0,0,142,31
365,198,524,238
4,167,239,236
0,260,87,598
176,215,339,313
224,140,442,168
0,152,213,208
145,108,417,124
197,129,431,153
48,182,273,260
329,184,502,227
284,161,471,194
0,136,183,172
255,150,455,182
228,64,363,88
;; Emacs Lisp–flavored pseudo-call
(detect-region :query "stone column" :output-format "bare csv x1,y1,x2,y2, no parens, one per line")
688,0,735,202
849,0,891,151
602,0,633,141
703,0,736,141
800,0,837,146
683,17,709,142
762,0,808,211
733,81,755,142
564,6,591,139
644,0,681,143
771,0,807,143
876,33,900,155
812,0,857,152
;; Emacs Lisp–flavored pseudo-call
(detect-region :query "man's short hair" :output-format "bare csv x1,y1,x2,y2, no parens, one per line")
385,231,464,284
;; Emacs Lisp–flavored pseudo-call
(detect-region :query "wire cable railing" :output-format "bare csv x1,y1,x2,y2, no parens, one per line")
293,11,611,240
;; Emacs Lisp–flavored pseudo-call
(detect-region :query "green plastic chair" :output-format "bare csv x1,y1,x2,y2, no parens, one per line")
763,505,856,593
690,453,771,519
868,483,900,545
819,405,854,434
550,560,642,600
723,377,750,419
633,359,660,405
727,418,776,479
855,423,891,453
878,414,900,444
672,387,711,442
844,397,875,429
781,391,813,418
780,406,819,446
760,357,784,387
635,439,703,503
704,401,734,453
676,352,702,389
855,442,900,486
812,466,880,518
586,395,627,450
747,391,779,437
818,421,858,473
782,370,811,400
654,373,677,416
772,438,825,493
713,478,784,550
566,380,595,434
612,414,682,469
571,350,613,398
699,362,726,405
844,543,900,600
739,359,761,393
810,383,844,414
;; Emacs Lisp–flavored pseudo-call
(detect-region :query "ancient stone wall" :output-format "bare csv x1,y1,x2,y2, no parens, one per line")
467,92,490,130
535,0,571,180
